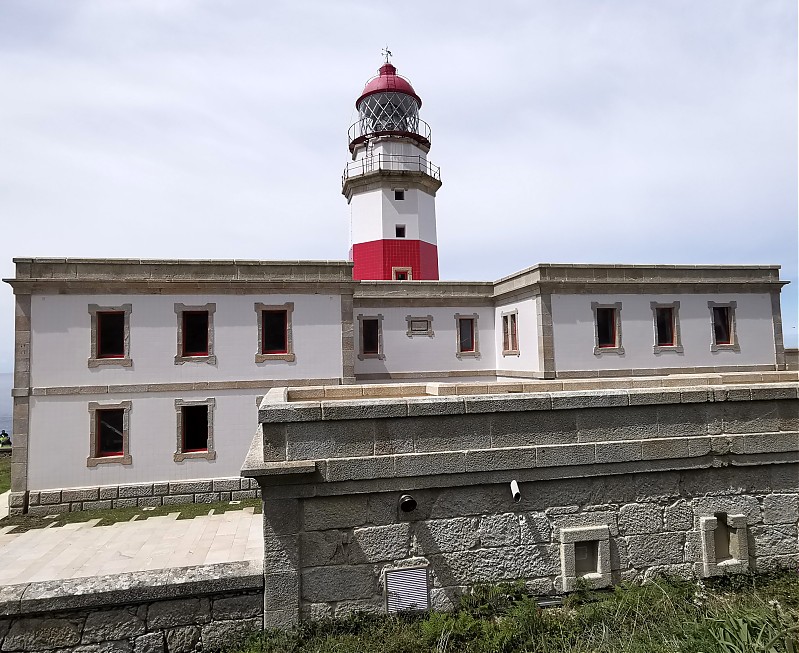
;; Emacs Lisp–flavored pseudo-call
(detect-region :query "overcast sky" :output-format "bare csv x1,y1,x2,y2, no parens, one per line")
0,0,796,371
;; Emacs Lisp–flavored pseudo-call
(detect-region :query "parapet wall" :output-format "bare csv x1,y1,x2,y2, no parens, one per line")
243,379,799,627
0,561,263,652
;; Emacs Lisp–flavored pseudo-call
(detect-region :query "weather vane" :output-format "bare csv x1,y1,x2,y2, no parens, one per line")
382,47,392,63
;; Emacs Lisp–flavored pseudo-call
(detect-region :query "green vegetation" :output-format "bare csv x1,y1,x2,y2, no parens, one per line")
0,455,10,494
232,572,799,653
0,498,261,532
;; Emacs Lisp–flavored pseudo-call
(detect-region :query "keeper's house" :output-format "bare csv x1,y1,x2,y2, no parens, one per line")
4,59,794,515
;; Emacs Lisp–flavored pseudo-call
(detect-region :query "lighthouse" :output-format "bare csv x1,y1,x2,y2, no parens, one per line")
343,55,442,281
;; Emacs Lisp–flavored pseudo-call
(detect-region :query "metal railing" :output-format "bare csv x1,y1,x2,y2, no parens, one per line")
342,153,441,184
348,118,432,148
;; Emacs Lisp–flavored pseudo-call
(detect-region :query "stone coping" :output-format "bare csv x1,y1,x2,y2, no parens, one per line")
276,374,799,413
0,560,263,616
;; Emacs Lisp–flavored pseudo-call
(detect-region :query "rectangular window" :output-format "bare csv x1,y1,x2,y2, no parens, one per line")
96,408,124,457
394,190,405,201
357,314,384,359
362,318,379,354
712,306,732,345
182,405,209,452
458,318,475,353
596,308,616,348
97,312,125,358
182,311,209,356
87,401,132,467
655,307,674,346
574,540,599,576
502,312,519,354
395,225,406,238
262,310,288,353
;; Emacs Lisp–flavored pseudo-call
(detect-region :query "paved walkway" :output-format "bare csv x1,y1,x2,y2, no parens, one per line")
0,508,263,585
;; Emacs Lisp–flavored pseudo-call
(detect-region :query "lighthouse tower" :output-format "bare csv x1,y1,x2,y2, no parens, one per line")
343,57,442,281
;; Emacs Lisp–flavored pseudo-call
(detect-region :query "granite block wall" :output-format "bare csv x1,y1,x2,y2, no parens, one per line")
263,465,799,623
0,562,263,653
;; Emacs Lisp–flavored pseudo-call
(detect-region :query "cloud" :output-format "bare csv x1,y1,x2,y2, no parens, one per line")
0,0,796,372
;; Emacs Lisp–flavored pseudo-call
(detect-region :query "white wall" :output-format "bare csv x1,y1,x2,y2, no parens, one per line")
551,293,777,372
494,297,540,374
354,306,496,376
30,293,344,387
27,390,262,491
350,188,437,246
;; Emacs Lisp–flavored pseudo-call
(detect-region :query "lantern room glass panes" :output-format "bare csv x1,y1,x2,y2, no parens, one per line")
358,92,419,136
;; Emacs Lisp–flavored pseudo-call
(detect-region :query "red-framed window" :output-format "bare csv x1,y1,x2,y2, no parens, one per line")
182,311,209,356
596,308,617,348
97,312,125,358
182,405,209,452
655,307,675,346
712,306,732,345
362,318,380,355
262,310,288,354
96,408,124,457
458,318,476,353
503,313,518,352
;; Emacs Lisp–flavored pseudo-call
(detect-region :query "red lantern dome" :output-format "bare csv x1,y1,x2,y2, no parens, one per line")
356,63,422,108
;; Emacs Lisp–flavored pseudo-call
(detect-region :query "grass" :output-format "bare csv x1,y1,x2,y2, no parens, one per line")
0,454,10,494
230,571,799,653
0,498,261,532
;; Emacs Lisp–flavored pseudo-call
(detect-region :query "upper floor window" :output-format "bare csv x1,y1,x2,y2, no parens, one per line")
394,190,405,201
395,225,406,238
708,301,740,352
357,314,385,360
255,302,295,362
651,301,684,354
175,303,216,365
392,266,412,281
88,304,132,368
455,313,480,359
502,310,519,356
591,302,624,356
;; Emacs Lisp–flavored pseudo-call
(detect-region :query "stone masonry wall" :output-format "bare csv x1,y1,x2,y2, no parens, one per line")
21,478,260,517
0,561,263,653
287,465,799,620
248,382,799,626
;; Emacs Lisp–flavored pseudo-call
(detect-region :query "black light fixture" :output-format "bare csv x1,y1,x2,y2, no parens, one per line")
399,494,417,513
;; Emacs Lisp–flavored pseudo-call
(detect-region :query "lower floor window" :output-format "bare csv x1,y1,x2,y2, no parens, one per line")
97,409,124,456
455,313,480,358
182,405,209,452
174,398,217,462
87,401,132,467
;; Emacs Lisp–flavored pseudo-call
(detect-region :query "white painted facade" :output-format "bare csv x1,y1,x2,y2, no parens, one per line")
354,306,496,376
551,293,777,373
30,293,344,388
350,188,438,245
27,390,262,491
494,297,540,375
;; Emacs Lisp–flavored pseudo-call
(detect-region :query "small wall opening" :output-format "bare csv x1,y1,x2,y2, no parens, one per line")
714,512,733,562
574,540,599,576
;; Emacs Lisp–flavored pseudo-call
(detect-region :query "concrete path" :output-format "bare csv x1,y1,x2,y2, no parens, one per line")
0,508,263,586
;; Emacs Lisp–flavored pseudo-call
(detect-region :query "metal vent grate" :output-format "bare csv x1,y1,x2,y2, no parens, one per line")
384,566,430,613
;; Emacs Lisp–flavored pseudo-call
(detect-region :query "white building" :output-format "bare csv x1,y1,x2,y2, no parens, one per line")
4,59,791,515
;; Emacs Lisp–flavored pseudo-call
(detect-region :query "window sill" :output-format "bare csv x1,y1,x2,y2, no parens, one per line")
174,450,217,462
87,454,132,467
593,346,625,356
358,353,385,361
88,357,133,368
255,353,296,363
653,345,684,355
175,354,217,365
456,351,481,359
502,350,520,357
711,343,741,353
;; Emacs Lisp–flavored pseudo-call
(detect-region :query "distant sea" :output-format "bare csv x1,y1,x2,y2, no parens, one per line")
0,373,11,435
